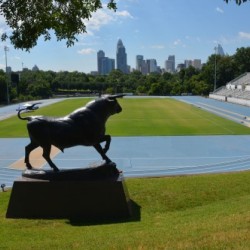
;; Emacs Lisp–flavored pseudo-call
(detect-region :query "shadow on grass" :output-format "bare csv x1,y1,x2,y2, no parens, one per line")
67,199,141,227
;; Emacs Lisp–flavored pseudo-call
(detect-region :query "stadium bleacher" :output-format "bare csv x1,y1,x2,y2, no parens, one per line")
209,72,250,106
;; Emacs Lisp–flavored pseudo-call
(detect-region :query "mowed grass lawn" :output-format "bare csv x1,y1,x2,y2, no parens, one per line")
0,97,250,137
0,171,249,249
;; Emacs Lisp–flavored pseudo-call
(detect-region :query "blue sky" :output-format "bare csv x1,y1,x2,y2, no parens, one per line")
1,0,250,73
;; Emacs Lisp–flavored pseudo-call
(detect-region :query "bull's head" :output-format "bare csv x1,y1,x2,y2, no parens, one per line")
103,94,126,115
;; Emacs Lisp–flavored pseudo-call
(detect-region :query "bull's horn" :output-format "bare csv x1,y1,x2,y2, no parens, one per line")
108,94,126,99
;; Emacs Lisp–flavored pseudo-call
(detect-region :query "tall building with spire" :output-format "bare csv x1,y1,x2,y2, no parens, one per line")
116,39,127,74
216,44,225,56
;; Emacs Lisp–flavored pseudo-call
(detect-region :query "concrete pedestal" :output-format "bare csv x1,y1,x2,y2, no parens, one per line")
6,170,131,219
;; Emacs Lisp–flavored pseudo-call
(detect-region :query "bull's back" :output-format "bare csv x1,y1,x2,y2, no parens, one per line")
27,116,105,149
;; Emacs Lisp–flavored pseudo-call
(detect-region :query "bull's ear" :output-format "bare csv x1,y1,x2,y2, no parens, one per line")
108,94,126,100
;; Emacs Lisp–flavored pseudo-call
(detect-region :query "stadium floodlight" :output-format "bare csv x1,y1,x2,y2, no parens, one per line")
4,46,10,105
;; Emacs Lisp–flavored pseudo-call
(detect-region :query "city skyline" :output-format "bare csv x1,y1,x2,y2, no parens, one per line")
96,40,212,75
0,1,250,73
7,42,225,74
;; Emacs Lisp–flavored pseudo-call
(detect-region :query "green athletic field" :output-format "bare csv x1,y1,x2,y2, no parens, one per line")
0,97,250,137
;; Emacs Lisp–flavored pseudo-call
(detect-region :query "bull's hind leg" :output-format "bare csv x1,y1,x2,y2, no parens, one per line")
42,145,59,172
25,142,39,169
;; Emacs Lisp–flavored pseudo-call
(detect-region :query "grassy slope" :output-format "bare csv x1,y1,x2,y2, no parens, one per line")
0,98,249,249
0,171,249,249
0,97,250,137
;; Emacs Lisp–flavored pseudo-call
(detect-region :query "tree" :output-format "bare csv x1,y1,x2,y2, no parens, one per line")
233,47,250,75
0,72,7,103
27,79,52,98
224,0,249,4
0,0,116,50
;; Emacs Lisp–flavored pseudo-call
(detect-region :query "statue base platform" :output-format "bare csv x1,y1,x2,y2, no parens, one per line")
6,164,131,219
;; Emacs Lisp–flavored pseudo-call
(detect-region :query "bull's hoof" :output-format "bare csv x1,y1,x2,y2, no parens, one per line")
26,163,33,170
107,161,116,167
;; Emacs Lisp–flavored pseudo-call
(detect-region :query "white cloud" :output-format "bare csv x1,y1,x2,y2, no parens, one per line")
84,8,133,35
85,9,114,32
173,39,182,46
216,7,224,14
239,31,250,40
172,39,186,48
77,48,96,55
115,10,133,18
150,45,165,49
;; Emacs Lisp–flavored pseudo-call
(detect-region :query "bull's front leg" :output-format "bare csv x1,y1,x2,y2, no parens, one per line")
42,145,59,172
93,143,112,164
99,135,111,153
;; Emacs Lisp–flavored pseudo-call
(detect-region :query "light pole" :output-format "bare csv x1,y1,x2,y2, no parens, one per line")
214,46,217,92
4,46,10,104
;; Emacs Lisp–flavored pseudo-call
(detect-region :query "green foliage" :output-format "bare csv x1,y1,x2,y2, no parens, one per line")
0,72,7,103
224,0,249,4
234,47,250,74
0,0,117,50
0,171,249,249
27,79,52,99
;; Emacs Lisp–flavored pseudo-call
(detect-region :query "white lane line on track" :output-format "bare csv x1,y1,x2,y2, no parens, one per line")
196,102,250,127
197,102,248,119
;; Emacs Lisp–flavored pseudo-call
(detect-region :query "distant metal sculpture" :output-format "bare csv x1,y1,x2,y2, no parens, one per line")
17,95,124,172
16,102,42,111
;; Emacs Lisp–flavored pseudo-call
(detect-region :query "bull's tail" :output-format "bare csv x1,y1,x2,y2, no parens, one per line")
17,110,32,121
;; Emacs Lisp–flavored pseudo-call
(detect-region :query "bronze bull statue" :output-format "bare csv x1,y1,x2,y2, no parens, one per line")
17,94,124,172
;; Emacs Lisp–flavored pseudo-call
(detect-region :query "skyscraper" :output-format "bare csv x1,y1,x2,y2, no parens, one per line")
192,59,202,70
147,59,158,73
97,50,105,75
216,44,225,56
101,57,115,75
136,55,144,71
165,55,175,73
116,39,127,74
97,50,115,75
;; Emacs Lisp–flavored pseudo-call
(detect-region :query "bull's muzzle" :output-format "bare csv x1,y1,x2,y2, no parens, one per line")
117,106,122,113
